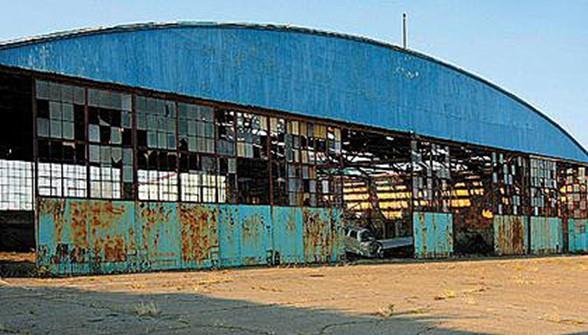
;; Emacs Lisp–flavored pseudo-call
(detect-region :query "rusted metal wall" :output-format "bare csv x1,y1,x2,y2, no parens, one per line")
529,217,563,254
36,197,342,276
568,219,588,253
493,215,528,255
412,212,454,258
178,203,219,269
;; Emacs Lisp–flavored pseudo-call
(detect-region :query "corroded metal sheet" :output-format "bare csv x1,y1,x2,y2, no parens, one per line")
493,215,528,255
529,217,563,254
178,203,219,269
568,219,588,253
271,206,304,264
136,202,181,271
413,212,454,258
88,200,136,274
37,198,90,275
36,197,344,276
302,207,342,263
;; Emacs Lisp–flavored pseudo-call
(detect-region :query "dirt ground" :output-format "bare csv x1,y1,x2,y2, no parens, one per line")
0,255,587,335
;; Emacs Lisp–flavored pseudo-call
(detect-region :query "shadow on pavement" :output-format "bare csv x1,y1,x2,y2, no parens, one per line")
0,282,487,335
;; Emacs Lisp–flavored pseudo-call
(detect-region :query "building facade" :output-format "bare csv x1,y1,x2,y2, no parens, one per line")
0,23,586,275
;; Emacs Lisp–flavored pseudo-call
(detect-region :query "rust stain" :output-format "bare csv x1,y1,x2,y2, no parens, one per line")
495,216,526,255
70,201,89,248
303,209,333,263
88,201,128,263
139,202,171,257
179,204,216,264
39,198,66,243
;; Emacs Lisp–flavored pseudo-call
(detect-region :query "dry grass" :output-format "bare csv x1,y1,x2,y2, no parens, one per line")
434,289,456,301
540,313,586,326
135,302,160,318
374,304,395,318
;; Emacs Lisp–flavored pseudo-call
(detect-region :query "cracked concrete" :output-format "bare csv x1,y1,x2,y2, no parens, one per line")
1,255,588,334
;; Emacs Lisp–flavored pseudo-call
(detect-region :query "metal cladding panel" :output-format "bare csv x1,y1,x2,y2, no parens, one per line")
36,198,344,275
37,198,90,275
493,215,528,256
271,206,304,264
217,205,241,267
87,200,136,274
135,202,181,271
178,203,219,269
568,219,588,253
529,217,564,254
413,212,454,258
238,205,272,266
0,23,585,162
302,207,342,263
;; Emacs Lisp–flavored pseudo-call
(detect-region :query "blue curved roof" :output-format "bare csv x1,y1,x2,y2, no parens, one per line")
0,22,586,162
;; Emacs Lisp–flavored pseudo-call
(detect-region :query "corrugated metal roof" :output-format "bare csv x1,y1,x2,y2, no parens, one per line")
0,21,585,161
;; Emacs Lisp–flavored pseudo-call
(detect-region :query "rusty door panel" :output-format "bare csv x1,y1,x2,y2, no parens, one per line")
271,206,304,264
135,202,181,271
413,212,454,258
493,215,528,255
178,203,219,269
568,219,587,253
529,217,563,254
87,200,136,274
302,207,341,263
36,197,91,275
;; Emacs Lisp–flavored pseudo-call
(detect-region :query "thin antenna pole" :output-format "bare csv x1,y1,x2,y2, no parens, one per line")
402,13,408,49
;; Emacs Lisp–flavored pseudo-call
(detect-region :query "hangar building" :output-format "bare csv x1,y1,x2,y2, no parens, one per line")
0,23,586,275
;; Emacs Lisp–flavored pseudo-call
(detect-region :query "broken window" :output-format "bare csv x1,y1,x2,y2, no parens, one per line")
179,153,218,203
137,149,178,201
559,164,588,219
215,109,235,156
0,74,33,210
491,152,528,216
88,88,133,199
235,112,269,204
36,81,87,198
218,156,237,203
136,96,177,201
317,126,343,207
178,103,215,154
237,157,269,204
530,157,558,217
237,112,268,159
412,140,451,213
270,117,287,205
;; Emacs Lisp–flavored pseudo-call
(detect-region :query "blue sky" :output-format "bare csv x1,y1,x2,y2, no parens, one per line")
1,0,587,148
